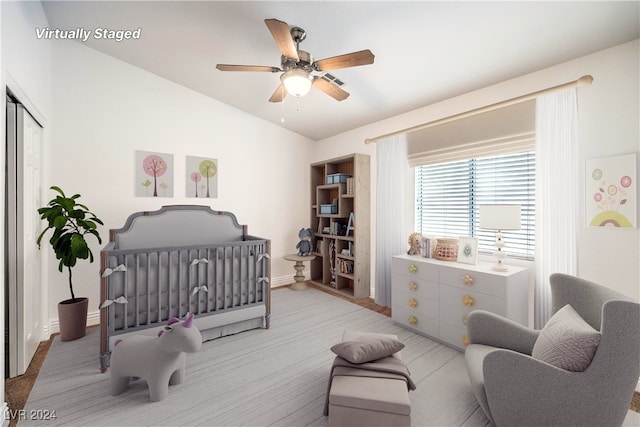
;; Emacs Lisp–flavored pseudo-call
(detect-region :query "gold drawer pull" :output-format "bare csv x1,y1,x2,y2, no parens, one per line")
462,295,475,307
462,315,468,326
462,335,470,347
408,264,418,274
408,315,418,325
408,298,418,308
462,274,474,286
408,281,418,291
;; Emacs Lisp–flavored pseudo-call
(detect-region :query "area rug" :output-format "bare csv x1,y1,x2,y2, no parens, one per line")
36,284,640,427
22,287,488,426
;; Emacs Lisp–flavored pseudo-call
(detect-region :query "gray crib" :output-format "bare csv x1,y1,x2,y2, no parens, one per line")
98,205,270,372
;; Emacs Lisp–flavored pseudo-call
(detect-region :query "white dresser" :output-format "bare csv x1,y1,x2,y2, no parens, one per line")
391,254,528,350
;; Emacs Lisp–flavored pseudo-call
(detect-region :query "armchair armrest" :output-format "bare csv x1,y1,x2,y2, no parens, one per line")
466,310,538,355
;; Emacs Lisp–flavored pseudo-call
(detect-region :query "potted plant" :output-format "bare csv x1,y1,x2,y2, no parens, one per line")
37,186,103,341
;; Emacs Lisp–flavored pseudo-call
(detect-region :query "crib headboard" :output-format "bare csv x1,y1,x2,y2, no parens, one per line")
109,205,248,250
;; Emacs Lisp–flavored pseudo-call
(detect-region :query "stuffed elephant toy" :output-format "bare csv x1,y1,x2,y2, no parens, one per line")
296,228,314,256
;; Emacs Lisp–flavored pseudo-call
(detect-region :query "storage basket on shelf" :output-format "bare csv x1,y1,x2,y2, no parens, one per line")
435,238,458,261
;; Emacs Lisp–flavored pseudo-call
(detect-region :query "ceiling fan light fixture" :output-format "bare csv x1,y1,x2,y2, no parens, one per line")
281,69,313,97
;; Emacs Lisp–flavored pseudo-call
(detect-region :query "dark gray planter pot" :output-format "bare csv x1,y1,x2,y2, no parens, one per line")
58,297,88,342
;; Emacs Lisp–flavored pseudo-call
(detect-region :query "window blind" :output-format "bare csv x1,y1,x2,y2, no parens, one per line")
415,150,535,260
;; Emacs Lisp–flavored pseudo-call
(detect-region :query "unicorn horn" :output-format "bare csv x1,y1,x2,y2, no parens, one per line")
184,313,195,328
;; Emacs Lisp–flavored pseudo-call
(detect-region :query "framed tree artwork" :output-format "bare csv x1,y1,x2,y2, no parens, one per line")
186,156,218,198
135,150,174,197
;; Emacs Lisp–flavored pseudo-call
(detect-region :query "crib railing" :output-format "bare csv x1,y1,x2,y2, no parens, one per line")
99,237,270,371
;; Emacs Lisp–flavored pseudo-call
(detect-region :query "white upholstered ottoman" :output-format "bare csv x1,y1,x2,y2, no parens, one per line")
327,331,412,427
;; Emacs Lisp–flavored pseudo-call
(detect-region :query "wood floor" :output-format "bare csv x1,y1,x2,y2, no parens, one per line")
5,336,55,427
4,282,638,426
307,281,392,317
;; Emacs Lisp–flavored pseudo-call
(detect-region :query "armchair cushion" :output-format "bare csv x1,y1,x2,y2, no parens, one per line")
531,304,600,372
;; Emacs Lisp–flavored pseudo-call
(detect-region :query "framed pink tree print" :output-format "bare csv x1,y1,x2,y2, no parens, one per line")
135,150,174,197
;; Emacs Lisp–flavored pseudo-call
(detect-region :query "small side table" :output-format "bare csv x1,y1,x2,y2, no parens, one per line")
283,254,316,291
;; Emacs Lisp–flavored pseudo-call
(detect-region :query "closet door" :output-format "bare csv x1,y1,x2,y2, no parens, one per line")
7,99,43,377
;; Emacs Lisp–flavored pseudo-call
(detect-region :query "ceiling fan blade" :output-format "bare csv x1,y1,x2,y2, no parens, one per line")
216,64,281,72
313,78,350,101
314,49,375,71
264,18,299,60
269,84,287,103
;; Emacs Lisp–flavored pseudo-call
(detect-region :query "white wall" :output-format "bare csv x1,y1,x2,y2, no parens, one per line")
2,2,52,116
574,41,639,300
48,39,313,330
314,40,640,302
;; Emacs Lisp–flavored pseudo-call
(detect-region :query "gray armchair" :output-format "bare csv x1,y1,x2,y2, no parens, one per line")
465,273,640,426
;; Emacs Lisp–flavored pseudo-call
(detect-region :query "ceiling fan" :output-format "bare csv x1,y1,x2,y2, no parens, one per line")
216,18,375,102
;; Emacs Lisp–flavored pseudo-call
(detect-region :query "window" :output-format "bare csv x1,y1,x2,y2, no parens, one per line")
415,150,535,260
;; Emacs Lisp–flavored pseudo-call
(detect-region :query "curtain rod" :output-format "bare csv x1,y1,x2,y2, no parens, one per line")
364,75,593,144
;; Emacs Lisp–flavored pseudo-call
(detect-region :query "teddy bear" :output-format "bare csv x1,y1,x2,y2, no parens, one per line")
296,228,314,256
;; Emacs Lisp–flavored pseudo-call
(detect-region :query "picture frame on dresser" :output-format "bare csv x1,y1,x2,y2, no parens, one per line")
456,237,478,265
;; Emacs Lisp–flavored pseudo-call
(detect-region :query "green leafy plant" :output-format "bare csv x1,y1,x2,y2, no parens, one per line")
37,186,103,302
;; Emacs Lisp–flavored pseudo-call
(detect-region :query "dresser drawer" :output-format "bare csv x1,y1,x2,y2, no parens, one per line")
439,322,469,350
393,287,439,318
392,303,439,338
439,303,472,331
438,267,506,297
392,274,439,302
392,256,438,281
439,284,505,316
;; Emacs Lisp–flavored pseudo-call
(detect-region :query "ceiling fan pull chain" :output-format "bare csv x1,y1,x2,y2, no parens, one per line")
281,86,286,123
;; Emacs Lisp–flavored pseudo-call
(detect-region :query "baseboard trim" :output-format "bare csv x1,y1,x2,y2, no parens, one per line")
270,274,297,288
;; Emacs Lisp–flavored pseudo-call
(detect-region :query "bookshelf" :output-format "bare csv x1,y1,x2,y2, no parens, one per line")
309,153,370,299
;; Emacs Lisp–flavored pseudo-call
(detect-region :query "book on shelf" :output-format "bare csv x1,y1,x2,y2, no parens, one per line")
421,236,435,258
346,177,355,194
330,221,347,236
336,259,354,275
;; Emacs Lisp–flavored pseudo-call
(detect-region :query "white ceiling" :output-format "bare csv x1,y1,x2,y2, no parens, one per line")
41,1,639,141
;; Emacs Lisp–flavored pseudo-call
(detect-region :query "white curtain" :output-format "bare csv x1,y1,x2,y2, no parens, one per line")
375,134,408,307
534,88,578,328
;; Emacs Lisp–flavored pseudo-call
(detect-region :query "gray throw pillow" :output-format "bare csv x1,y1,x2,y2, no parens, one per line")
532,304,601,372
331,336,404,364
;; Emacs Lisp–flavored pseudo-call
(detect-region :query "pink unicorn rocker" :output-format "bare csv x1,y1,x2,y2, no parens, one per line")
110,313,202,402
